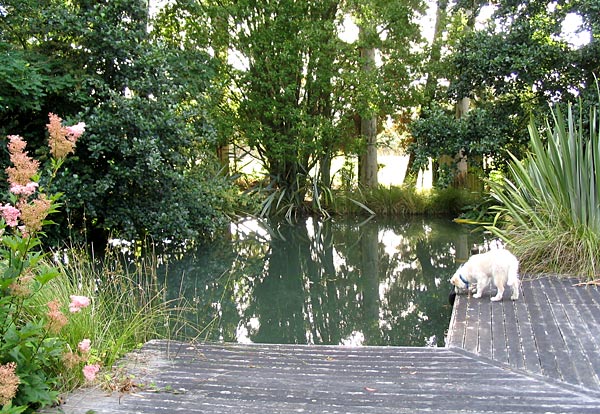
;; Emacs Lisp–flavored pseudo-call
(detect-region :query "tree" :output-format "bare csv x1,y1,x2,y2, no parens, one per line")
347,0,424,189
355,11,380,189
224,0,343,218
410,0,599,186
0,0,237,245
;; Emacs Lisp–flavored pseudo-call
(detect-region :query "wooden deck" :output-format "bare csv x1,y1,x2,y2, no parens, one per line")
44,276,600,413
447,275,600,392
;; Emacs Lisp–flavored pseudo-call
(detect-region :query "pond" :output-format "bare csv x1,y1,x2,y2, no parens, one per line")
159,216,487,347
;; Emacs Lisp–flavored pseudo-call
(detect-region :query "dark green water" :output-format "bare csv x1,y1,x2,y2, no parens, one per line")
161,217,486,347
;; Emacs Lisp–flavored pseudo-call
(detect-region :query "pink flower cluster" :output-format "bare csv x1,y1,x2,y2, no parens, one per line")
83,364,100,382
78,339,101,381
0,204,20,227
47,113,85,159
1,114,85,235
10,182,38,196
69,295,91,313
78,338,91,353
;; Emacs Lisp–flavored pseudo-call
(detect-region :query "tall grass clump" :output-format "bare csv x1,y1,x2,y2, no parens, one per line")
331,184,478,217
28,246,185,391
486,90,600,279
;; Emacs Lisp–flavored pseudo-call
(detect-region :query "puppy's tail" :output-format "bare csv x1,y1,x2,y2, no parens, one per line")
506,258,519,287
506,256,520,300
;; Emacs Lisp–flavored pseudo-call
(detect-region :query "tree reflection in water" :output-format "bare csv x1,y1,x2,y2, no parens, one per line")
161,217,486,347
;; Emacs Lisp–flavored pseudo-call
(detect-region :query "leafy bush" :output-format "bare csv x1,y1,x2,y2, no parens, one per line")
0,115,188,412
486,93,600,278
53,92,234,245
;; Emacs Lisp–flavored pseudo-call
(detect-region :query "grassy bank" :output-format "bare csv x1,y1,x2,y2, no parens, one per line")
26,246,190,393
485,97,600,279
330,184,482,217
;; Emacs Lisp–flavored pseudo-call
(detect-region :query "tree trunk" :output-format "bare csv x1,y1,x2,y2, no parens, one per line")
423,0,448,107
359,114,378,188
358,38,378,188
453,97,470,188
450,8,477,188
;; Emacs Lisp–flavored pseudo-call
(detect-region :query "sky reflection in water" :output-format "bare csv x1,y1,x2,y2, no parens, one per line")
161,217,487,347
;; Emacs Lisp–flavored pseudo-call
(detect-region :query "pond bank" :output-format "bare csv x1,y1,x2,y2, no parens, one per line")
42,276,600,413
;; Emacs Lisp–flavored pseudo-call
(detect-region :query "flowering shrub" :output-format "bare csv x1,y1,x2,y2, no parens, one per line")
0,114,97,413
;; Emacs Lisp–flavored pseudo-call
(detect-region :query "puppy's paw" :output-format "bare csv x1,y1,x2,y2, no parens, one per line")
473,293,482,299
491,295,502,302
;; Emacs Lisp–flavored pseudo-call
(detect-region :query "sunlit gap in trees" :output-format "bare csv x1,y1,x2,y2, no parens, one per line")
477,3,590,48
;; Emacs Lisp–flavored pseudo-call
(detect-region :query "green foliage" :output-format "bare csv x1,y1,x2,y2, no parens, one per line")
1,0,239,245
485,92,600,278
157,0,426,216
411,0,598,188
409,104,527,178
330,184,478,217
229,0,343,216
54,91,233,243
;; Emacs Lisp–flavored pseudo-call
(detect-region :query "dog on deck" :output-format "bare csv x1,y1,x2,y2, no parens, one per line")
450,249,520,301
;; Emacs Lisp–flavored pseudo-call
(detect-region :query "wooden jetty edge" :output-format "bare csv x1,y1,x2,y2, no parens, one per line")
44,276,600,413
447,275,600,392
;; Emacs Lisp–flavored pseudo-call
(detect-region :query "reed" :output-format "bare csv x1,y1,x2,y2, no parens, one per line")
27,245,191,390
330,185,478,217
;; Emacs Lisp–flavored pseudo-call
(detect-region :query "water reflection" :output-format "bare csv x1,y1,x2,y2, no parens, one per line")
161,217,485,347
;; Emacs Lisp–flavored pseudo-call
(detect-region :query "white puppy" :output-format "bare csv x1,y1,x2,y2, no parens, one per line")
450,249,520,301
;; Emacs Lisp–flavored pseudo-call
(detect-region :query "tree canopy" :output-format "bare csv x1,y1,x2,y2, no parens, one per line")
1,0,235,245
0,0,598,242
411,0,599,183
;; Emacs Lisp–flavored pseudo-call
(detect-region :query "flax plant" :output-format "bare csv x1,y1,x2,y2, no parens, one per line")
486,93,600,279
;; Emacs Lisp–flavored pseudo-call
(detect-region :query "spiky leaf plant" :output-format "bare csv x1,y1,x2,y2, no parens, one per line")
486,93,600,279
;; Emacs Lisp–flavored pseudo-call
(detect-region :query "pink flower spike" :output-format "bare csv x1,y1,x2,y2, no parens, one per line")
10,182,39,196
0,204,20,227
66,122,86,139
82,364,100,382
78,339,91,353
69,295,90,313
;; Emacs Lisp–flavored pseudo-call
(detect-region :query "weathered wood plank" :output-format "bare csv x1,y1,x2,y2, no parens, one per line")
491,300,508,364
446,292,467,348
543,278,600,390
477,295,493,358
523,278,562,380
500,298,522,368
561,282,600,389
463,296,480,354
44,341,600,414
513,278,542,374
